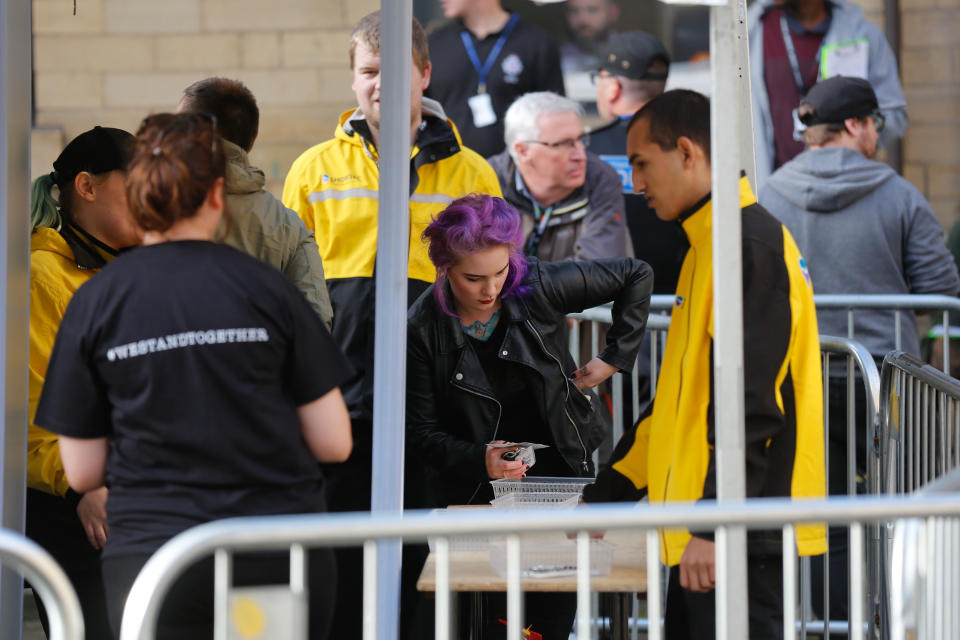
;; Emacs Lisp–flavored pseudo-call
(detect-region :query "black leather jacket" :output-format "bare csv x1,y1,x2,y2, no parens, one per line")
406,257,652,507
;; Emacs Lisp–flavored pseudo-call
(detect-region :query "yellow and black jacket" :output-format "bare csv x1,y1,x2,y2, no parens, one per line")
29,225,114,499
282,99,502,424
584,177,826,564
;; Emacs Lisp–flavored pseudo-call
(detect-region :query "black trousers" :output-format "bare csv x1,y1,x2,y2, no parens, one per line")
321,420,432,640
664,556,784,640
25,488,112,640
101,548,336,640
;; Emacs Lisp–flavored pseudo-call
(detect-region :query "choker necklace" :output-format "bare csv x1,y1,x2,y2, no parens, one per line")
462,309,501,341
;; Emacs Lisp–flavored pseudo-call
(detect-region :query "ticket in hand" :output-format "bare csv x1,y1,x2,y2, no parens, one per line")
488,441,549,468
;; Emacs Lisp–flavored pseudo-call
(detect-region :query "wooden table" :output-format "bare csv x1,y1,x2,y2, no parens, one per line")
417,529,647,639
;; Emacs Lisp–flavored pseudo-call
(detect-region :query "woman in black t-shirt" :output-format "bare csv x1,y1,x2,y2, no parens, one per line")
35,112,353,640
406,193,651,639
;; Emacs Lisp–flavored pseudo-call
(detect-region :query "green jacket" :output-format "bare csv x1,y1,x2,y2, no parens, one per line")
220,139,333,329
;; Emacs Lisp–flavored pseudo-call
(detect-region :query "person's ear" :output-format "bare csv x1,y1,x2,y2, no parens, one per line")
74,172,97,203
606,77,623,105
206,176,225,212
420,61,432,92
843,117,861,138
514,140,531,162
676,136,699,168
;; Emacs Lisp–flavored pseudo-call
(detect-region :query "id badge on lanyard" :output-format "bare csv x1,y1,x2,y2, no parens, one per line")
461,13,519,129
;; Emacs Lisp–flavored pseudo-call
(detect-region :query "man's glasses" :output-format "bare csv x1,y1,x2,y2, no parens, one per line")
588,71,610,86
145,111,219,168
868,110,885,134
524,133,591,153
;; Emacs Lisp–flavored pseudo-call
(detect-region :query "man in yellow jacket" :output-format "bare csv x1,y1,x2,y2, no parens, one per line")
583,90,825,639
281,11,502,639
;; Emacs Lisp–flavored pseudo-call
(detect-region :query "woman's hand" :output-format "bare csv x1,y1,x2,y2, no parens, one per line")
570,357,618,390
76,486,109,550
485,442,528,479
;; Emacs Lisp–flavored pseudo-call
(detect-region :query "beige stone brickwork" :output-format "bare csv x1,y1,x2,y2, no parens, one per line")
31,0,363,196
898,0,960,228
30,0,960,224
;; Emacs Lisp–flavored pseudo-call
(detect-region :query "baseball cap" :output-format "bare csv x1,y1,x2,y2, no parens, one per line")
598,31,670,81
798,76,879,126
52,126,134,186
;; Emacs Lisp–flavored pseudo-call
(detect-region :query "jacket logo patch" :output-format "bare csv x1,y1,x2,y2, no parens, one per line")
501,53,523,84
675,295,684,308
798,258,811,285
322,173,360,185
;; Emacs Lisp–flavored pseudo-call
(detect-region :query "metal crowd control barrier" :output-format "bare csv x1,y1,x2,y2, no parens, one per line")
813,294,960,376
876,352,960,637
117,496,960,640
568,304,883,637
0,527,84,640
890,468,960,640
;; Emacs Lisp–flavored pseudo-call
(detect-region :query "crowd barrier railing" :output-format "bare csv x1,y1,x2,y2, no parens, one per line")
0,527,84,640
890,467,960,640
876,352,960,637
117,495,960,640
569,298,883,638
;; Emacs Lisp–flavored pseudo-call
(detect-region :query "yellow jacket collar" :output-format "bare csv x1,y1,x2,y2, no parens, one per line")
680,175,758,247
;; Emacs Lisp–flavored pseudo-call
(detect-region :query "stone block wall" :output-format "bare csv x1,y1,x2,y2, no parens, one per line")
31,0,379,196
30,0,960,225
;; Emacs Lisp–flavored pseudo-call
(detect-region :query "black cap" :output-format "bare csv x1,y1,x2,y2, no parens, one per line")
799,76,878,126
598,31,670,81
51,126,134,187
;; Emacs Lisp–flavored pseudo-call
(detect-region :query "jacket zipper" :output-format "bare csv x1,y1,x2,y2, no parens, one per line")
524,319,590,473
453,380,503,504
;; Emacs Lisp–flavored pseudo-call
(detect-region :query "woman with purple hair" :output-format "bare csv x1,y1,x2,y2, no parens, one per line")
406,193,651,636
408,193,652,504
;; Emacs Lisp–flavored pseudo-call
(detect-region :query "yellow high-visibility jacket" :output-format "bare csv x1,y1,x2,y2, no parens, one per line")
29,226,106,496
590,177,827,565
282,100,502,422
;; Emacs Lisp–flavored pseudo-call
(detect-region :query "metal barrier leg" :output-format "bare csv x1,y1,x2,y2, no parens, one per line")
435,538,451,640
363,540,378,640
576,532,592,640
646,530,661,640
783,526,797,640
506,535,522,640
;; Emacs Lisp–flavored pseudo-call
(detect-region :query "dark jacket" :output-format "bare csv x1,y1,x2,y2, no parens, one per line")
406,257,652,507
488,151,633,262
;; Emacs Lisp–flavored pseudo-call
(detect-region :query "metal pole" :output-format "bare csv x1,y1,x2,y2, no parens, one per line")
710,0,750,637
372,1,413,638
0,0,31,635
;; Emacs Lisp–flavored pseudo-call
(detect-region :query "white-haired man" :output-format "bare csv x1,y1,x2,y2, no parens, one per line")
488,91,633,261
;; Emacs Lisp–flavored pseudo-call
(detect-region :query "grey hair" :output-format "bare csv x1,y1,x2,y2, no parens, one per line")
504,92,585,161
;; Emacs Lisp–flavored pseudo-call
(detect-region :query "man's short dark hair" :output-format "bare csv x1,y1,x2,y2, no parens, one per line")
180,77,259,152
627,89,711,159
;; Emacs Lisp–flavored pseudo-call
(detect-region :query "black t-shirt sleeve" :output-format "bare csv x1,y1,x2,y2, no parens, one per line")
34,295,111,439
282,282,355,406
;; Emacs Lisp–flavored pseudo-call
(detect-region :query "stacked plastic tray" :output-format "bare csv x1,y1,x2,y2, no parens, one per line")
485,476,614,577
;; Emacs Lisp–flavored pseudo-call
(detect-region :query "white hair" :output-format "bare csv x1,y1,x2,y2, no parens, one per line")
504,92,585,161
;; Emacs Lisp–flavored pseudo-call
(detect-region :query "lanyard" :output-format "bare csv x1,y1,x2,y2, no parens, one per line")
523,202,555,256
460,13,519,94
779,14,820,94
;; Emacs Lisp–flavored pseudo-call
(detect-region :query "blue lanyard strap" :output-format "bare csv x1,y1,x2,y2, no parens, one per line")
459,13,520,94
779,13,821,94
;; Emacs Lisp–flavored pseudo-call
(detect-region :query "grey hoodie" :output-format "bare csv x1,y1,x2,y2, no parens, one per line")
748,0,908,189
760,146,959,358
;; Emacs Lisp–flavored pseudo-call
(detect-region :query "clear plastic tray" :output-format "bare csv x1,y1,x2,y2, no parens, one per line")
426,509,500,551
489,492,581,508
489,476,594,498
488,537,614,578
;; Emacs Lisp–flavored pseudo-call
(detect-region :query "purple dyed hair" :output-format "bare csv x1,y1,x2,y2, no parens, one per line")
422,194,530,317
